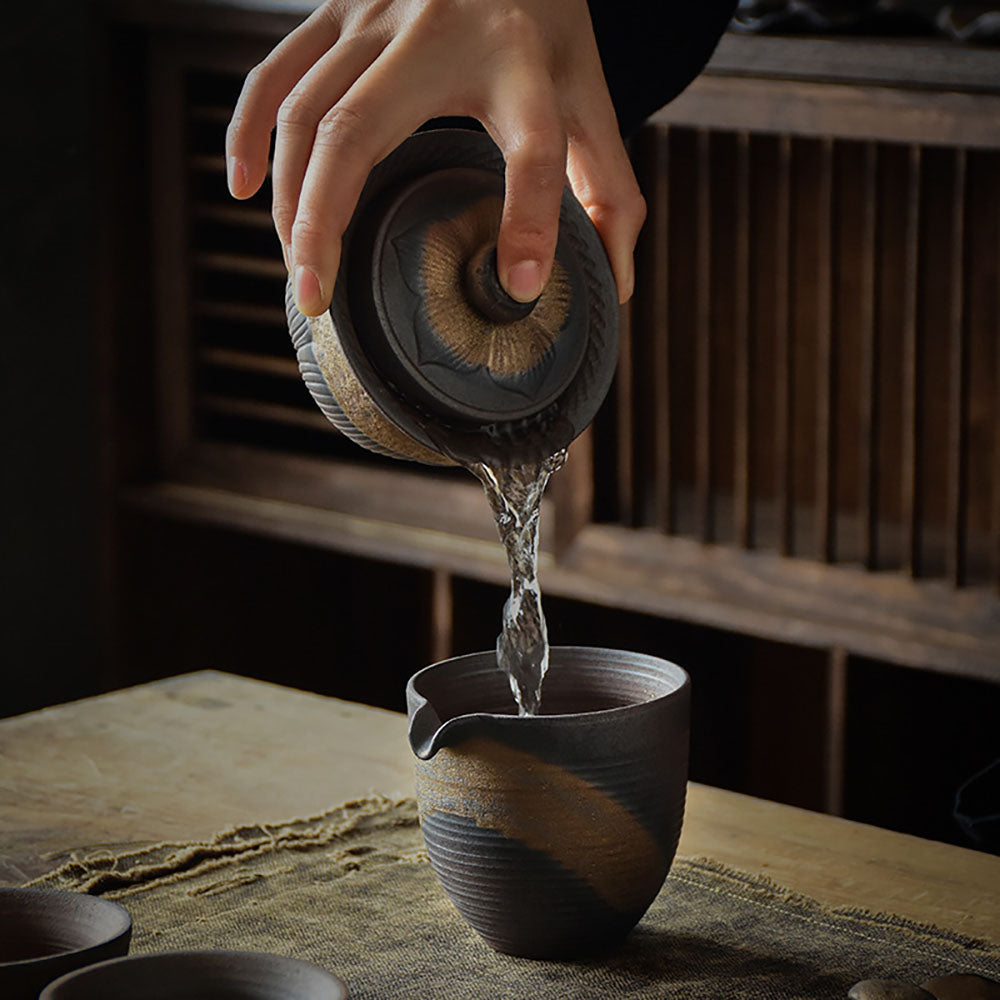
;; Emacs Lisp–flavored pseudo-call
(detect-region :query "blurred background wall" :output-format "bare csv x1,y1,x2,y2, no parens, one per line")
3,1,103,715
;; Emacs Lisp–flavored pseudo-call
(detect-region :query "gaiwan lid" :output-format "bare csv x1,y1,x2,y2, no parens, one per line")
322,128,618,466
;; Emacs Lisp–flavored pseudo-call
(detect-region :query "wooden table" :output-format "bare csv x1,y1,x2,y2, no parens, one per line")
2,671,998,945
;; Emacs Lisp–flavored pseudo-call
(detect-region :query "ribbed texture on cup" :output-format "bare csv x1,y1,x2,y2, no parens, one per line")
420,812,642,957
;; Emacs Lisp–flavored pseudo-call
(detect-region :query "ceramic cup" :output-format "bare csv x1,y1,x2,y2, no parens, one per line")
407,646,690,958
39,950,349,999
0,887,132,1000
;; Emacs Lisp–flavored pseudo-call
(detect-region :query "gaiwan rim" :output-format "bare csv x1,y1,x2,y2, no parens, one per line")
0,888,132,970
406,646,690,759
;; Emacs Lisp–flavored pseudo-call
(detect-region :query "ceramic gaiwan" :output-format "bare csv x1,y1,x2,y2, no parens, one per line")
286,127,619,467
407,647,691,958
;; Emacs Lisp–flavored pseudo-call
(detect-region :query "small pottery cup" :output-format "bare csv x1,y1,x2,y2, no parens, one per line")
406,646,690,958
0,887,132,1000
39,950,349,999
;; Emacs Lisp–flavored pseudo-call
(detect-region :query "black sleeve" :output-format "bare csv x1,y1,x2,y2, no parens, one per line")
586,1,738,136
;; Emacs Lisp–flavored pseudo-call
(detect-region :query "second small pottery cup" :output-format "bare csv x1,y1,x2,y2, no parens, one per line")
406,646,690,958
39,950,349,999
0,887,132,1000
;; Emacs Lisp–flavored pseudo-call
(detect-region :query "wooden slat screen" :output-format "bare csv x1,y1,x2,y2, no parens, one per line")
184,69,365,460
613,124,1000,589
181,65,1000,593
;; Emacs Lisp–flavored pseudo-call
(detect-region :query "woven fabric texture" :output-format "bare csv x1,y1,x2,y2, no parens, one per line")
31,797,1000,1000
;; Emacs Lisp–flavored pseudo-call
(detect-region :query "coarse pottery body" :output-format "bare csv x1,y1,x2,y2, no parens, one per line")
407,647,690,958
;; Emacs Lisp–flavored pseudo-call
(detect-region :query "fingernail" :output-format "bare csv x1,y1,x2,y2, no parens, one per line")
505,260,543,303
621,259,635,304
282,242,293,272
294,264,324,315
227,156,247,196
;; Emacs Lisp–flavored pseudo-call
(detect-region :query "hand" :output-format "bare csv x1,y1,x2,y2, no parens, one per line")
226,0,646,317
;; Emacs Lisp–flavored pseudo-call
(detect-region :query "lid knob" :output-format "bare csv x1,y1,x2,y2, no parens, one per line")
463,244,539,324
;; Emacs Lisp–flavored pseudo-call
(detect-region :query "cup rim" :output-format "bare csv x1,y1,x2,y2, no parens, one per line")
408,645,690,724
38,949,349,1000
0,888,132,971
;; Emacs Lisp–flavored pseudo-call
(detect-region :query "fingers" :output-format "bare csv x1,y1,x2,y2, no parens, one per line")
564,96,646,304
486,63,567,304
230,0,638,321
289,53,429,315
271,36,385,263
289,105,376,316
225,3,343,199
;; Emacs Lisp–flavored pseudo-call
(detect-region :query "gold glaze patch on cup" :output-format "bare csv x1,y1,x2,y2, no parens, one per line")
415,735,667,916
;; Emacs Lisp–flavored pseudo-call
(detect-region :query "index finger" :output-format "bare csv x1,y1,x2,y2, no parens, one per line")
289,92,426,315
226,4,342,198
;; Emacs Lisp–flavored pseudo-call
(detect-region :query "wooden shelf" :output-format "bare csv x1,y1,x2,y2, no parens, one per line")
707,33,1000,93
654,73,1000,149
124,475,1000,684
192,202,274,229
199,347,300,379
194,251,286,279
199,395,333,432
194,300,287,326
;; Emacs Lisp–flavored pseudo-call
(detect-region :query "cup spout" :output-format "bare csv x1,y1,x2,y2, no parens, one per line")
406,689,488,760
406,652,518,759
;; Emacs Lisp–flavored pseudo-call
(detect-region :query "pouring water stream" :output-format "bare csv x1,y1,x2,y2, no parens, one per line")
466,450,567,716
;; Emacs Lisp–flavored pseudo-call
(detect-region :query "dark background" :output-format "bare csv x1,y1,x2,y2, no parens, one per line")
3,2,103,714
